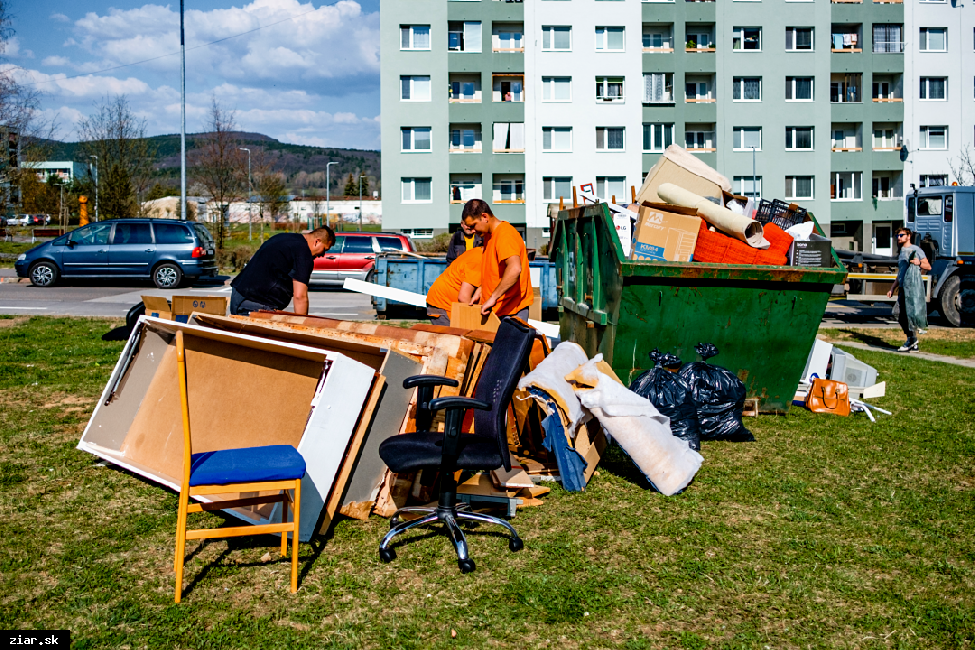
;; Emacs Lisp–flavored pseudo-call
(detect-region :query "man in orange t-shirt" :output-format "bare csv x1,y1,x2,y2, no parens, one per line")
425,247,482,325
461,199,532,320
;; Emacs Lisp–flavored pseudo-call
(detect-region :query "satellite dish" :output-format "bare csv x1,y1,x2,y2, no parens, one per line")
899,145,910,162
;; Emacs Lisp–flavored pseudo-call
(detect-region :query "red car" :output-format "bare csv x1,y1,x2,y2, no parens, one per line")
310,231,414,285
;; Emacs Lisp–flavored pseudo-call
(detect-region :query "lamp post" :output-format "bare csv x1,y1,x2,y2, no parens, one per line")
358,175,366,232
325,161,337,231
751,147,757,202
240,147,251,240
179,0,186,221
89,155,98,221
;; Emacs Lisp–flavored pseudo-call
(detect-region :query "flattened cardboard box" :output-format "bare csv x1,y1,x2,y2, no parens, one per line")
141,295,228,323
632,203,702,262
77,317,375,541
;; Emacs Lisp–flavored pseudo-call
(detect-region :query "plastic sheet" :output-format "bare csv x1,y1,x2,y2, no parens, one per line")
679,343,754,442
628,349,701,451
903,260,929,333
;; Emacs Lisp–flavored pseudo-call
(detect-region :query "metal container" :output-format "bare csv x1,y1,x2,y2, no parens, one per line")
550,203,848,413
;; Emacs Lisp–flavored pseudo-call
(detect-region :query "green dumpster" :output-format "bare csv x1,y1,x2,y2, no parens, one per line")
550,203,848,413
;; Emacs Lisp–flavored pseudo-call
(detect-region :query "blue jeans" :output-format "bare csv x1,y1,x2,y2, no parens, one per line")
230,288,276,316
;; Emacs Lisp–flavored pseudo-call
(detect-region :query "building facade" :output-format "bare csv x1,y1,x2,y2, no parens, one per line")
32,161,86,183
381,0,971,254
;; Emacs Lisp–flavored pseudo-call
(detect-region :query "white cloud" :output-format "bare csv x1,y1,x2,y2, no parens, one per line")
51,13,71,23
42,56,71,67
4,37,34,59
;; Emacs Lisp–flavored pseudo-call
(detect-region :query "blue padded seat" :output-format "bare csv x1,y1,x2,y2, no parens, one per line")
380,432,503,474
188,444,306,487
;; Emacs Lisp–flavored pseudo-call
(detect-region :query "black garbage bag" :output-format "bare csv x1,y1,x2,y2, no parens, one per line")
679,343,754,442
629,349,701,451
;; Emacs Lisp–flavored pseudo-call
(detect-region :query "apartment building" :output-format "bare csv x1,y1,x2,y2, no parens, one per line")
381,0,960,254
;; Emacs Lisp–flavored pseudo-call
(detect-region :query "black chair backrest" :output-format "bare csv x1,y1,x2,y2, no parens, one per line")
472,317,535,471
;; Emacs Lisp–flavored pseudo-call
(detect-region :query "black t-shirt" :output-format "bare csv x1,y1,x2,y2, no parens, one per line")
231,233,313,309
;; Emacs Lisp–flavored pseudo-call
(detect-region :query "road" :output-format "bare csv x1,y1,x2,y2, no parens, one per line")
0,270,376,320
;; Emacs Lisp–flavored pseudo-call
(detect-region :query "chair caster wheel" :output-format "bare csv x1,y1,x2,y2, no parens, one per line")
509,537,524,552
379,548,396,563
458,558,476,574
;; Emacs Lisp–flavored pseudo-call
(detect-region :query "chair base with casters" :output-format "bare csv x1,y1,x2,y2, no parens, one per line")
377,317,536,573
173,330,306,603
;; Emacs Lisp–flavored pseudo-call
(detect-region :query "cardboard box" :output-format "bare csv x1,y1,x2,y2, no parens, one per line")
141,295,229,323
636,146,730,205
632,203,702,262
613,212,633,257
788,239,834,268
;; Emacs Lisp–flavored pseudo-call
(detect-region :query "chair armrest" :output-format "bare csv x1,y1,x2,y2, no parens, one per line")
428,396,491,414
428,397,492,457
403,375,460,389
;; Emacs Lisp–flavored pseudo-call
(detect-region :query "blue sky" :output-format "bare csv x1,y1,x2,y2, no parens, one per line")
5,0,382,149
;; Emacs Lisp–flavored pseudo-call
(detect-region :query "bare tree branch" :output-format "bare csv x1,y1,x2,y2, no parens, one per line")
948,143,975,186
191,98,246,247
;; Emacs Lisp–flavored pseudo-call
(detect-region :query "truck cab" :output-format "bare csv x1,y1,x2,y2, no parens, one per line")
906,185,975,326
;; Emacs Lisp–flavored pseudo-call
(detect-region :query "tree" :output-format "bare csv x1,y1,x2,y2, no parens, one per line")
191,98,246,247
343,172,356,198
146,183,178,202
76,95,156,217
256,172,288,237
359,175,370,197
948,144,975,186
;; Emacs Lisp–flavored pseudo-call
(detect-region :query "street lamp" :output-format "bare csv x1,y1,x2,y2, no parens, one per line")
358,175,366,232
325,161,337,231
89,155,98,221
240,147,251,240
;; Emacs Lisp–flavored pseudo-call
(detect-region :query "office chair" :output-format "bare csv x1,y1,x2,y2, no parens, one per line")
378,317,535,573
173,330,306,602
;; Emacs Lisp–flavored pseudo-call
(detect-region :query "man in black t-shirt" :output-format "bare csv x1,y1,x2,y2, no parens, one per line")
230,226,335,316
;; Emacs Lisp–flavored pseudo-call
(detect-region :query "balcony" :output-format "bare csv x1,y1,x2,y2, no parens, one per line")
643,26,674,53
831,123,862,152
492,24,524,53
830,26,862,53
831,74,862,104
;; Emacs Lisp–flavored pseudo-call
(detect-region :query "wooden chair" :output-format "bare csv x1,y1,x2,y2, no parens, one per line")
173,330,305,603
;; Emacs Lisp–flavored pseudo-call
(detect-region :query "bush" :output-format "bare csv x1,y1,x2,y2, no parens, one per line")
415,232,451,253
216,244,255,272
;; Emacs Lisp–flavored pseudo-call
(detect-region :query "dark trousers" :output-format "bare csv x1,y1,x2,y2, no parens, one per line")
426,305,451,326
897,290,916,342
230,288,276,316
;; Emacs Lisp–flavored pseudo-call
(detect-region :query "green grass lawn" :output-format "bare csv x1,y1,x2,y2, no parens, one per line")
0,241,36,268
820,327,975,359
1,316,973,648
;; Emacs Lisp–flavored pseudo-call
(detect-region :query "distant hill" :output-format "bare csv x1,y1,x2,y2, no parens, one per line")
42,132,382,197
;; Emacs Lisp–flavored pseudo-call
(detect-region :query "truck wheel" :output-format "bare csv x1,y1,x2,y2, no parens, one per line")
938,275,975,327
153,263,183,289
29,261,59,287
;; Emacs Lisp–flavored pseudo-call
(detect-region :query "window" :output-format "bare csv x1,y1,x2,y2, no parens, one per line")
493,177,525,203
595,27,625,51
786,127,814,150
919,27,947,52
873,79,896,101
920,126,947,149
69,223,112,246
401,127,431,152
596,177,626,201
873,128,899,149
734,176,762,199
643,27,673,50
542,177,573,202
450,176,481,203
542,127,572,152
733,127,762,151
494,75,524,102
450,125,482,153
732,77,761,101
493,122,525,152
685,78,712,101
920,175,947,187
541,76,571,101
111,223,153,245
401,178,432,203
596,127,625,151
642,73,673,103
786,77,814,101
449,75,481,102
448,21,481,52
344,237,374,254
832,127,859,150
785,176,814,200
872,174,896,199
786,27,813,51
400,228,433,240
400,25,431,50
542,26,571,51
919,77,946,100
733,27,761,51
873,24,903,53
154,223,193,244
685,130,715,150
377,237,407,252
685,31,714,50
831,172,861,201
493,26,524,52
643,123,674,152
597,76,625,102
830,74,861,103
400,75,431,102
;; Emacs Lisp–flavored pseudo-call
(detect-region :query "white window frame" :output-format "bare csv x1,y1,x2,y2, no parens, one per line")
449,176,481,203
831,172,862,201
595,177,627,202
733,127,762,151
401,127,432,153
785,176,814,200
449,75,482,103
400,25,431,51
541,25,572,51
542,176,573,202
492,122,526,153
920,174,948,187
596,76,626,103
786,76,814,101
872,128,899,150
643,123,674,152
449,126,482,153
595,26,625,52
685,78,713,102
541,76,572,102
919,126,948,150
400,75,431,102
401,178,433,204
919,77,947,101
785,27,814,52
400,228,433,240
493,26,524,52
492,177,525,203
684,130,715,151
643,27,673,51
732,77,762,102
595,127,625,152
448,21,482,53
642,73,673,103
542,127,573,152
919,27,947,52
785,126,814,151
733,176,763,199
733,27,762,52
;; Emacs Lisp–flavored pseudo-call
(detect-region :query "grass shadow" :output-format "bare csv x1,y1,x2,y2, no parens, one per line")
833,328,899,350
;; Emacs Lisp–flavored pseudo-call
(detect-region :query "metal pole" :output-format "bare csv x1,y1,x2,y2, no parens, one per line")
751,147,757,200
180,0,186,222
359,175,365,232
325,161,337,231
240,147,251,240
90,155,98,221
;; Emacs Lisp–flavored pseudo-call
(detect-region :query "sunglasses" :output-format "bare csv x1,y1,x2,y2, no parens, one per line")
897,233,909,238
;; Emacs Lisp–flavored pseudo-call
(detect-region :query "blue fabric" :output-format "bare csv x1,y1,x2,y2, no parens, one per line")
188,444,306,487
530,388,588,493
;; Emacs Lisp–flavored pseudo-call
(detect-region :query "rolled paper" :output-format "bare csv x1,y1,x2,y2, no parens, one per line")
657,182,770,250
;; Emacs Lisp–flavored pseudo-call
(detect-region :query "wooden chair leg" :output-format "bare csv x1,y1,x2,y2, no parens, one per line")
280,490,289,557
290,479,301,594
174,489,190,603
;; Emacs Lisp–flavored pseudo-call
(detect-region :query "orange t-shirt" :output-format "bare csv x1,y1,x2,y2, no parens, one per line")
426,247,483,310
481,221,532,316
